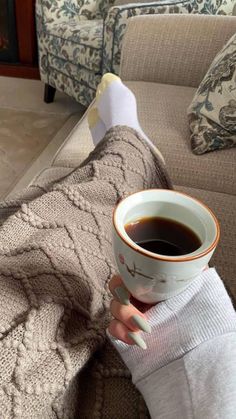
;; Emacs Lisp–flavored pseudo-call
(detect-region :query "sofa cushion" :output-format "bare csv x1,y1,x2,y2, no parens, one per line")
177,185,236,301
53,80,236,195
188,33,236,154
43,18,103,72
126,81,236,195
103,0,191,75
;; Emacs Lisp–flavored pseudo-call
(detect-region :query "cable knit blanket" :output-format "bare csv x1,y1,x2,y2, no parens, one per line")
0,127,171,418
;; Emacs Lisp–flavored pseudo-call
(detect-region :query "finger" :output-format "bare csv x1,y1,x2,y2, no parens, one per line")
110,299,151,333
108,319,147,349
109,275,155,311
109,274,123,293
109,275,130,305
108,319,135,345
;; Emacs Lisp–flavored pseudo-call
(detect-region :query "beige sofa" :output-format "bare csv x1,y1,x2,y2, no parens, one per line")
29,14,236,299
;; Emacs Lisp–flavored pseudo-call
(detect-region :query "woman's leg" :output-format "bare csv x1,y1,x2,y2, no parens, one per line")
0,76,172,417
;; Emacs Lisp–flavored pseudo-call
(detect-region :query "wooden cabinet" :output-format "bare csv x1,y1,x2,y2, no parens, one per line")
0,0,40,79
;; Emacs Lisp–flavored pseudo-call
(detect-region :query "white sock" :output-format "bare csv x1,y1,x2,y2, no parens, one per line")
96,74,164,162
97,77,142,132
87,107,106,146
90,119,106,146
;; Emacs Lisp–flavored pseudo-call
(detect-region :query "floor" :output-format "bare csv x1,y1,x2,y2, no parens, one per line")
0,76,82,115
0,77,85,199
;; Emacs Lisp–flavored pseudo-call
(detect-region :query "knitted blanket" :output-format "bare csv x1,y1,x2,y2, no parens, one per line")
0,127,171,418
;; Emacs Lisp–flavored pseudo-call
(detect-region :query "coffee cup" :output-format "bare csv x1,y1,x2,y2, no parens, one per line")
113,189,220,303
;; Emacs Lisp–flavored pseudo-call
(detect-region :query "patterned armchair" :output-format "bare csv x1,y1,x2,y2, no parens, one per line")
36,0,235,107
36,0,115,106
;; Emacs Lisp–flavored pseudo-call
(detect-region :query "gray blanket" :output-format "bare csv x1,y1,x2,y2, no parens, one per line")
0,127,171,418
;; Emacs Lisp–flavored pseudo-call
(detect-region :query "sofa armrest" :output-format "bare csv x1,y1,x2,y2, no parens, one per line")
102,0,190,75
120,14,236,87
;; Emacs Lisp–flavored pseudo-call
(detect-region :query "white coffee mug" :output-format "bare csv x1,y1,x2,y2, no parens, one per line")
113,189,220,303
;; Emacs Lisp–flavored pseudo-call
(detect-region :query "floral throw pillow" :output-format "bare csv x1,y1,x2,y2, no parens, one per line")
188,33,236,154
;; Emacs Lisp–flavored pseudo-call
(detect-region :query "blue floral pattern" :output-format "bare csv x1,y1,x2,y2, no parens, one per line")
188,0,235,14
38,0,116,22
188,33,236,154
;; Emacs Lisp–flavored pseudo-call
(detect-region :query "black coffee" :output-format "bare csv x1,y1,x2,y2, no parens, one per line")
125,217,201,256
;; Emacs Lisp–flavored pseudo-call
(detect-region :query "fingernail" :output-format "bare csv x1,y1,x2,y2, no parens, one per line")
132,315,151,334
128,332,147,350
114,286,130,305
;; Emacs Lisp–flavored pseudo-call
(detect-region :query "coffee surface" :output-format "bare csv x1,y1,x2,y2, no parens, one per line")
125,217,201,256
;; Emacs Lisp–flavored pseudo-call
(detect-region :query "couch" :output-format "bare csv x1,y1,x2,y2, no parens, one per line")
36,0,235,107
27,14,236,299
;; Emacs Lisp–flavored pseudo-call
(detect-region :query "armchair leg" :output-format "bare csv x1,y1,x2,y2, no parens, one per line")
44,84,56,103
